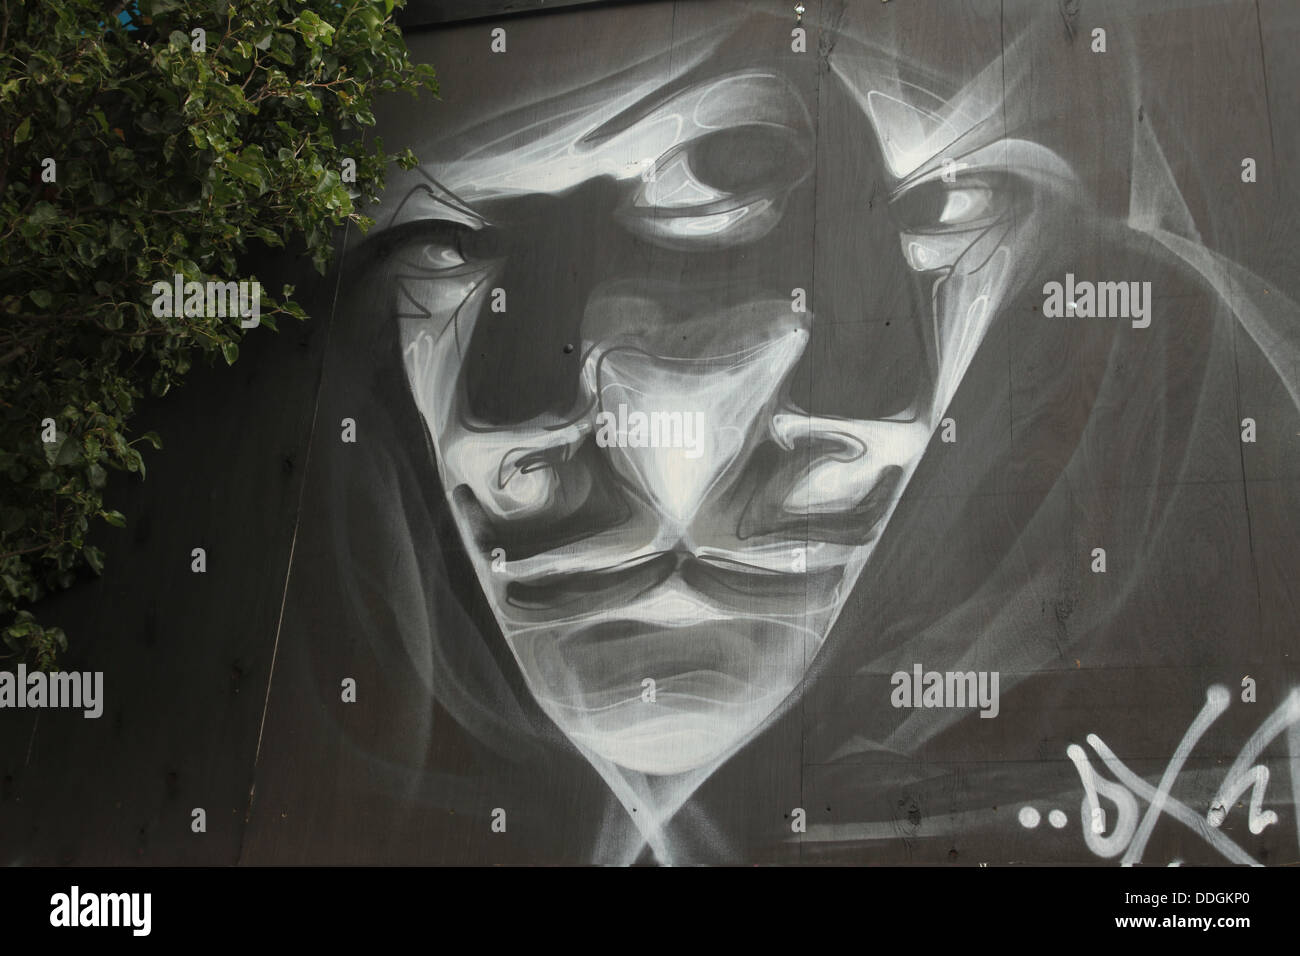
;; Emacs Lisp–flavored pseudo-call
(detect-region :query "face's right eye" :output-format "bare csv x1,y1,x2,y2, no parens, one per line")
409,239,466,271
383,219,504,273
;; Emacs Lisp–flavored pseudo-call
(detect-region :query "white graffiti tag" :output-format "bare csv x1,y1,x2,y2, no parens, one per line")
1066,685,1300,865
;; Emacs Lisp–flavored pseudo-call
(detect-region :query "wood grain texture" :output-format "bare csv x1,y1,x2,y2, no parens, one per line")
3,0,1297,867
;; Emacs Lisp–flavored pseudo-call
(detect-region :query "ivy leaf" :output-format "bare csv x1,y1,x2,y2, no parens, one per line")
1,507,25,533
28,202,58,227
2,0,437,668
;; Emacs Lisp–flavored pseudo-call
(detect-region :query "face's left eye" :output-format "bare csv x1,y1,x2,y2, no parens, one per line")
935,185,995,225
889,172,1013,233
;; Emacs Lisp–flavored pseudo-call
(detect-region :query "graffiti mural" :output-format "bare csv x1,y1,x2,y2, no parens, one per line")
282,0,1300,865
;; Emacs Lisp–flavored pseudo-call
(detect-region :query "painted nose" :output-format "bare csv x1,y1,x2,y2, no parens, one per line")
585,330,807,524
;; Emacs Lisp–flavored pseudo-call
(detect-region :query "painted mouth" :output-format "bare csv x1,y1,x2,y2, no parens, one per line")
500,556,846,625
478,452,905,624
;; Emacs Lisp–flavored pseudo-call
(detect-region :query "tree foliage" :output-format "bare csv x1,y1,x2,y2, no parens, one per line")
0,0,436,667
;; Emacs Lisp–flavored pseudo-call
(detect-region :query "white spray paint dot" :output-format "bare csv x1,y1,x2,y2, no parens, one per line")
1048,809,1067,829
1018,806,1041,829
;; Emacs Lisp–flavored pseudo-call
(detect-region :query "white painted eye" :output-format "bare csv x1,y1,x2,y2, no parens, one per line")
938,186,993,225
385,219,501,274
416,242,464,270
617,125,810,250
890,173,1012,233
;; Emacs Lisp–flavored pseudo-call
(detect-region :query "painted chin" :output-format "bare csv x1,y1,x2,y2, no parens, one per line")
506,617,817,775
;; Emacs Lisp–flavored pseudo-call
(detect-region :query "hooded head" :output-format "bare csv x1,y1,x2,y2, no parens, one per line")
330,2,1300,862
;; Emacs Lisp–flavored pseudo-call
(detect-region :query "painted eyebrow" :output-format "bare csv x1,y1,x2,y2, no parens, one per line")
579,68,810,149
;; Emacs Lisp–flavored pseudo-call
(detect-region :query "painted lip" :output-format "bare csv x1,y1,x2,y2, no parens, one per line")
500,552,842,617
496,560,849,640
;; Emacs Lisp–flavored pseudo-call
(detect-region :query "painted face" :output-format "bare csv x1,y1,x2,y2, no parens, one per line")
385,32,1074,779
